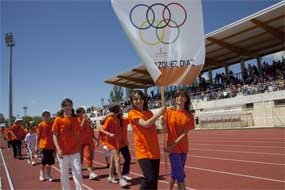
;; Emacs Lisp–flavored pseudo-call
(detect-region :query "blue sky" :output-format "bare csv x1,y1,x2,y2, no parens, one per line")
0,0,281,118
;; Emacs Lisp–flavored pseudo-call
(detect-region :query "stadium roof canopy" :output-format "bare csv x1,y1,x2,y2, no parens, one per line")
105,1,285,89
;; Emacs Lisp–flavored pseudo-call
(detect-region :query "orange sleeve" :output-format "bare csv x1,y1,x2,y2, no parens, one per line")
52,117,60,134
187,113,195,130
128,110,141,124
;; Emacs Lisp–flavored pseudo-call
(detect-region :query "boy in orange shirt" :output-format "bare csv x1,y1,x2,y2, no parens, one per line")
36,110,55,182
52,98,83,190
100,104,129,187
164,90,195,190
128,90,166,190
9,118,26,159
76,107,98,180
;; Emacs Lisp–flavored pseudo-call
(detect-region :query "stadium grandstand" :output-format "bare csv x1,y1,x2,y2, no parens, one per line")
93,1,285,129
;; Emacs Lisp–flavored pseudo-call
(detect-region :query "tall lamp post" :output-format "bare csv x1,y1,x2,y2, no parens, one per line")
5,32,15,125
23,106,28,117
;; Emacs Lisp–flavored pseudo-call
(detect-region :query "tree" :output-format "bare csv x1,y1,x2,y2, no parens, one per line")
109,85,124,104
125,88,133,99
0,113,5,124
32,116,42,125
22,116,33,128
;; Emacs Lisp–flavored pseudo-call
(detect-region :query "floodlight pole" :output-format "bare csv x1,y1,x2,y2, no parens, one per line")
5,32,15,125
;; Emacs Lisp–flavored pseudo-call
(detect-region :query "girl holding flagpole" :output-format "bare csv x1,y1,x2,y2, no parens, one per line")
163,90,195,190
128,90,166,190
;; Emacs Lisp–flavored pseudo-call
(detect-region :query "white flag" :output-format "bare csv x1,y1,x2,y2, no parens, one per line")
111,0,205,86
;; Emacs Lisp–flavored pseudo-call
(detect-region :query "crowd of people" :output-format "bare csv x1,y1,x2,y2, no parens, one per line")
141,59,285,107
1,90,195,190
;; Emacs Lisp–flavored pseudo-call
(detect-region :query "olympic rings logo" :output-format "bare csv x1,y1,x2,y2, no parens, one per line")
129,2,187,46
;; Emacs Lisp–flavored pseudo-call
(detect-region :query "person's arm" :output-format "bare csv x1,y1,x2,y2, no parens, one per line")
9,129,17,139
165,128,190,152
134,107,166,128
100,113,114,125
35,125,41,152
53,133,63,158
99,125,114,137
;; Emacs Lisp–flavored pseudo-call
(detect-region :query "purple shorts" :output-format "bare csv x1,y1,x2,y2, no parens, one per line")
169,153,187,183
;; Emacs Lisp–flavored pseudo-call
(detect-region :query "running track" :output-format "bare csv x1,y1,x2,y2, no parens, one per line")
1,128,284,190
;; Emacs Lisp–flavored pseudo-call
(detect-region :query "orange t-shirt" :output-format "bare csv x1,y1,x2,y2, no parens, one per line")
120,118,129,148
10,124,26,141
52,116,81,155
4,128,12,141
165,108,195,153
101,115,121,150
128,109,160,160
78,117,94,147
38,121,55,150
99,127,107,146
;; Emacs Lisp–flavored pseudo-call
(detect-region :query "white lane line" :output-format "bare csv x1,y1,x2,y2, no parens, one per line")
127,146,285,166
52,165,94,190
190,148,285,155
189,155,285,166
0,148,14,190
188,139,284,144
95,149,285,183
188,137,285,141
188,143,285,149
179,164,285,183
92,160,197,190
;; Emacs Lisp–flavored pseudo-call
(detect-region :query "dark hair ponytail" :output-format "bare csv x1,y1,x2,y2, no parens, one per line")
57,98,76,117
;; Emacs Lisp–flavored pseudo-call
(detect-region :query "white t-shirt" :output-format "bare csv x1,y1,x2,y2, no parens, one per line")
25,132,37,149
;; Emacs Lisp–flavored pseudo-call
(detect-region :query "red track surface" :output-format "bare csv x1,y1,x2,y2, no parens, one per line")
1,128,284,190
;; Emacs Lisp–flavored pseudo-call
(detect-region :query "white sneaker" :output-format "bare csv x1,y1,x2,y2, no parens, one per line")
89,172,98,180
27,160,31,164
108,176,118,184
122,175,132,181
31,161,36,166
39,171,45,181
119,178,129,187
46,176,53,182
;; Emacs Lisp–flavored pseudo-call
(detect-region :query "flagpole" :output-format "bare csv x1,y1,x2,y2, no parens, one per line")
160,86,168,169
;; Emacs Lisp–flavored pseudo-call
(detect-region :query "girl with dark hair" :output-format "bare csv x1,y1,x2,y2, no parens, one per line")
99,104,129,187
118,113,132,181
128,90,166,190
76,107,98,180
163,90,195,190
52,98,83,190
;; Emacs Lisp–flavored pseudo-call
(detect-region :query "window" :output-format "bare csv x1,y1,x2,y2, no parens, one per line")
246,103,254,109
274,99,285,107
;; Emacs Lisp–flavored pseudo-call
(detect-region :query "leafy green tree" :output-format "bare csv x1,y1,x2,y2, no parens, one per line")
0,113,5,123
125,88,133,99
109,85,124,104
32,116,42,126
22,116,33,128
